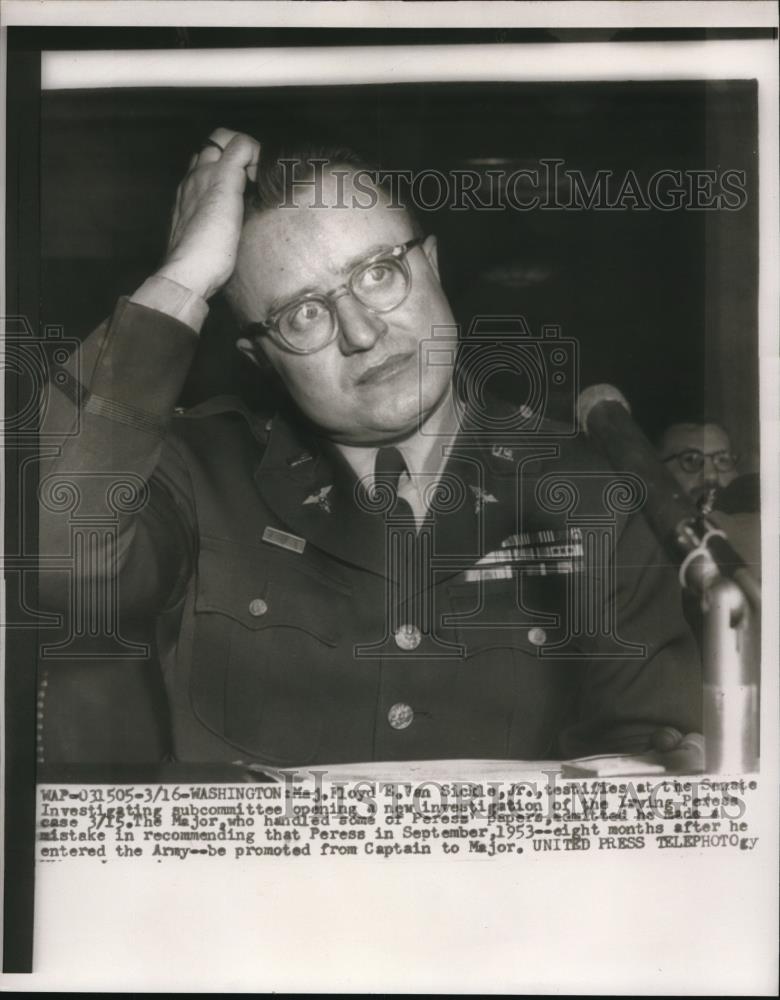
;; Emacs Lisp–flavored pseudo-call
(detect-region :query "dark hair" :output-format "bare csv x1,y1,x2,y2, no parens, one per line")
655,415,732,451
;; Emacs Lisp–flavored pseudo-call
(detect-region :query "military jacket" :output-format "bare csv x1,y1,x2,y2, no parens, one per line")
40,298,702,767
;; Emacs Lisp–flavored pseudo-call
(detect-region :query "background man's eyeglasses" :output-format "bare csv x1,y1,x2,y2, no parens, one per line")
663,449,738,474
251,237,425,355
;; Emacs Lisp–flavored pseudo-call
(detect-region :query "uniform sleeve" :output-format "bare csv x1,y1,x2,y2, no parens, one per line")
38,296,202,616
129,274,209,332
557,507,703,757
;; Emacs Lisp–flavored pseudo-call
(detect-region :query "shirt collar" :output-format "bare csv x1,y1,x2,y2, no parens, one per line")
334,384,459,485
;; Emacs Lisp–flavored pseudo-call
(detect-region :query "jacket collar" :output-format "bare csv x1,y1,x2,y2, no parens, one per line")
252,397,559,583
254,409,391,577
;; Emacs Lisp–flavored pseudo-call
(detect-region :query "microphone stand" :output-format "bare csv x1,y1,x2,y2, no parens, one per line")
672,512,760,773
579,389,761,775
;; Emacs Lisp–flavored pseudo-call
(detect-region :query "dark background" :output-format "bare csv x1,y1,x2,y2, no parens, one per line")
41,79,759,454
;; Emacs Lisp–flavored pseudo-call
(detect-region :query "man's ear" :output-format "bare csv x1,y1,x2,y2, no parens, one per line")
422,234,440,279
236,336,265,369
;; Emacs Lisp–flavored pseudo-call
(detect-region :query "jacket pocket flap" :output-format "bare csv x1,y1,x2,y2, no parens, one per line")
445,580,562,654
194,537,344,645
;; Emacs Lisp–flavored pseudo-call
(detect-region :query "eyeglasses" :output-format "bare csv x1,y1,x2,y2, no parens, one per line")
662,449,738,474
251,237,426,355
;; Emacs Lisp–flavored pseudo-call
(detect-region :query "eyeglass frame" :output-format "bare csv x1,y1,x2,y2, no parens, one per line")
662,448,739,474
246,236,427,356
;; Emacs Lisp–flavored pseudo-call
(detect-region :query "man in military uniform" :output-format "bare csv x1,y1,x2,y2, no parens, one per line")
39,128,702,770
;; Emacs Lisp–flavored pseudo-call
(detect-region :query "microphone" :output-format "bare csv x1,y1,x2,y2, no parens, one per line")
577,385,759,608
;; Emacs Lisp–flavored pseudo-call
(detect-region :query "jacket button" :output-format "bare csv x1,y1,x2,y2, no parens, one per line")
528,627,547,646
388,703,414,730
248,598,268,617
394,624,422,651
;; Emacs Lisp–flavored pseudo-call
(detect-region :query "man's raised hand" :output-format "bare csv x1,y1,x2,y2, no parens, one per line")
156,128,260,301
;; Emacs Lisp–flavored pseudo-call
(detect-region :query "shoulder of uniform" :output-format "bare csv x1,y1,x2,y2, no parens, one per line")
172,394,246,419
172,394,273,441
534,414,581,439
475,392,578,438
550,422,612,470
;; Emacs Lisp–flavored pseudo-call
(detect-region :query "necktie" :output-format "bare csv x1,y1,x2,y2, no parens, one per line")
374,446,415,521
374,447,420,626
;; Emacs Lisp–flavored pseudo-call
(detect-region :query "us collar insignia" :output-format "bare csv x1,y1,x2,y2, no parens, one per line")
491,444,515,462
303,484,333,513
469,485,498,513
